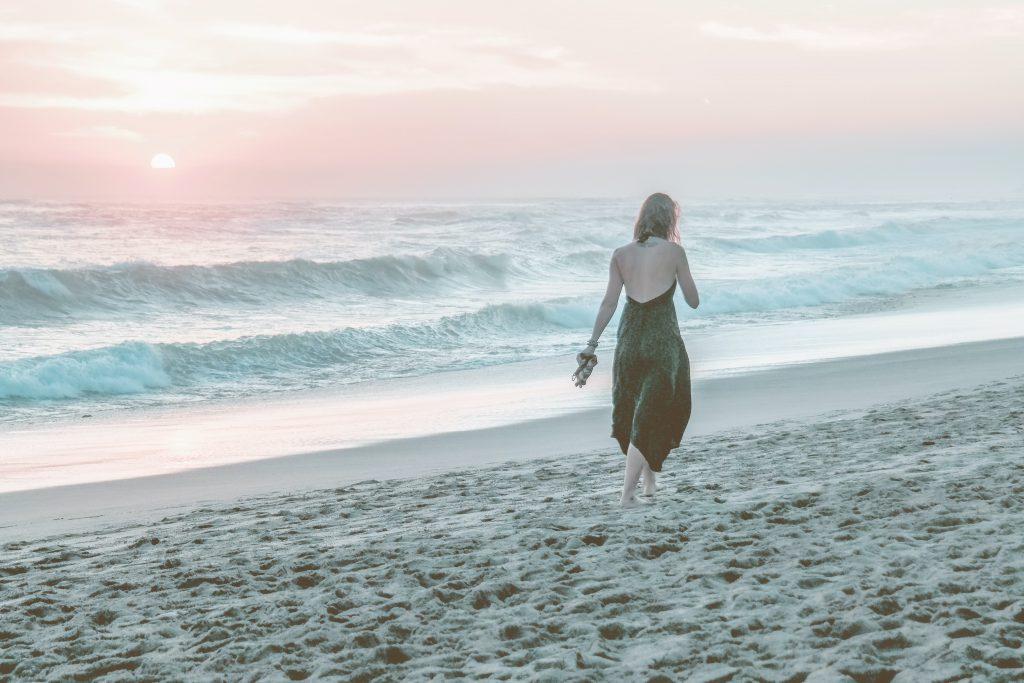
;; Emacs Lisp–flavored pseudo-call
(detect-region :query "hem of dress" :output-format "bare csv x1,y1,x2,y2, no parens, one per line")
611,431,679,473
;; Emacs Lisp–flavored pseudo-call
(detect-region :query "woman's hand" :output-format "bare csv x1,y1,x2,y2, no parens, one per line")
577,344,597,363
572,348,598,388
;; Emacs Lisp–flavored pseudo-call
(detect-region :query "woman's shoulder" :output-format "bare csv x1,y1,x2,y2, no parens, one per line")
620,238,682,252
612,242,634,258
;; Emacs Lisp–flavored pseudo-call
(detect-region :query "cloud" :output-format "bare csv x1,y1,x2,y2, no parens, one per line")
0,21,655,114
208,24,406,47
54,125,143,141
0,23,88,43
699,21,919,51
700,7,1024,52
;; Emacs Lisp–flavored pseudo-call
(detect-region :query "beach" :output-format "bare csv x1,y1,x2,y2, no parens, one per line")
3,0,1024,677
3,199,1024,679
2,335,1023,680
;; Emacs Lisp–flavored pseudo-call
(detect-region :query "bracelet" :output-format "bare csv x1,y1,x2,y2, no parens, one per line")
586,339,599,347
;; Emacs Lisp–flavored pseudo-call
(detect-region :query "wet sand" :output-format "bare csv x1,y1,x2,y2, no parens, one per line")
2,336,1023,541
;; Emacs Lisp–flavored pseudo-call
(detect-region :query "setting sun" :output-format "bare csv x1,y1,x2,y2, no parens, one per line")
150,153,176,169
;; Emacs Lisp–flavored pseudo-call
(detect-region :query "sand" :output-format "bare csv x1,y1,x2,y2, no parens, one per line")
2,374,1023,681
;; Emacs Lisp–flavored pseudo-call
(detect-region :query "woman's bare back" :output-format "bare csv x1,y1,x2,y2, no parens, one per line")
613,237,699,307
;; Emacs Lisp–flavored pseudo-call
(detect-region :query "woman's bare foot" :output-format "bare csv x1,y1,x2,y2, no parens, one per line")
641,464,656,497
621,445,646,508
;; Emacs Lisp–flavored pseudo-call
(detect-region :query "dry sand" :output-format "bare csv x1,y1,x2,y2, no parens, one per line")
2,377,1023,681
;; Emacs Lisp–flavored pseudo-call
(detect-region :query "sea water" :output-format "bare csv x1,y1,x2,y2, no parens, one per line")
2,198,1024,429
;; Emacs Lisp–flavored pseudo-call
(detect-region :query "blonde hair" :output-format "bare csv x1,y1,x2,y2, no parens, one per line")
633,192,680,244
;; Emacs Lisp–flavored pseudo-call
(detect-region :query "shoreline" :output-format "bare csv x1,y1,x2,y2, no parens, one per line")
3,335,1023,541
5,278,1024,495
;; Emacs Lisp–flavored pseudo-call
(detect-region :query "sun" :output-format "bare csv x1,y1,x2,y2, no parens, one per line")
150,153,176,169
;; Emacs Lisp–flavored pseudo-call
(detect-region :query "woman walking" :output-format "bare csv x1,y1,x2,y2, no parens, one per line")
579,193,699,507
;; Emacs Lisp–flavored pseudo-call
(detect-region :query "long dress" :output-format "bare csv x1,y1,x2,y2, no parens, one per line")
611,280,692,472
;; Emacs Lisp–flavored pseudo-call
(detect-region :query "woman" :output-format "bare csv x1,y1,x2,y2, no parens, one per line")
579,193,699,507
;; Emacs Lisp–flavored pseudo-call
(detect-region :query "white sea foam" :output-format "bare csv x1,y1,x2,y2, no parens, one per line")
699,215,1016,253
0,342,170,400
695,242,1024,315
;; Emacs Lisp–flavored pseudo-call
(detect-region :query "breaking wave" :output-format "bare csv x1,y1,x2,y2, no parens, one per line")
701,217,1019,253
697,242,1024,315
0,299,594,401
0,248,516,325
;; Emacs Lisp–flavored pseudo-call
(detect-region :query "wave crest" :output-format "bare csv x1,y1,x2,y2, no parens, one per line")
0,298,593,401
701,217,1017,253
0,248,515,325
698,245,1023,315
0,342,170,400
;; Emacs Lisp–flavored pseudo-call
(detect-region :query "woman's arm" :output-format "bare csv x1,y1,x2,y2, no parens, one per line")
676,246,700,309
582,252,624,354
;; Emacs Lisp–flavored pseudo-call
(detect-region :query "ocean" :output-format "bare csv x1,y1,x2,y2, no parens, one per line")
3,198,1024,430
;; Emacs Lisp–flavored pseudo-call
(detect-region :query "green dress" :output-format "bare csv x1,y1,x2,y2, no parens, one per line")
611,280,692,471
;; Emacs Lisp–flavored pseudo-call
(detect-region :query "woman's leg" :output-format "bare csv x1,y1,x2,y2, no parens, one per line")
641,460,656,497
621,443,645,507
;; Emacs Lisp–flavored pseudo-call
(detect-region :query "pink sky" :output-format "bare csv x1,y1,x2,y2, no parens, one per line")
1,1,1022,200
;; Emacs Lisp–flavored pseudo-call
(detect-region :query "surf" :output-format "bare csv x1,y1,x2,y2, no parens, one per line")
0,298,596,403
0,248,517,326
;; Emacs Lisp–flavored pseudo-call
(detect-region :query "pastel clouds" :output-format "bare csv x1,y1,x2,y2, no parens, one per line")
0,20,651,114
54,125,144,141
699,21,920,51
700,6,1024,51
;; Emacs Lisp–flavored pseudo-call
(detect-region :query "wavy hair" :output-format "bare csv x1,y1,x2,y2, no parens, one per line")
633,192,680,244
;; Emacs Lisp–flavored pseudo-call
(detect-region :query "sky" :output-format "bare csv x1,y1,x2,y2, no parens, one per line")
1,0,1022,200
